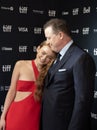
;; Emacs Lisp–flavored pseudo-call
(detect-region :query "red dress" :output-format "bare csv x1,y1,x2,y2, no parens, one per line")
6,60,41,130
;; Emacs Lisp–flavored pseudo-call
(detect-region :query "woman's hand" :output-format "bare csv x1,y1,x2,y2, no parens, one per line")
0,118,6,130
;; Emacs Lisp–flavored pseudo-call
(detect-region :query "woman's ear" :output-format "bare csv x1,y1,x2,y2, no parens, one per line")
36,46,40,52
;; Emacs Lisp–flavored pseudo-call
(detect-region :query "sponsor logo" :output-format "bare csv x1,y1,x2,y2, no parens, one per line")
95,7,97,12
91,112,97,119
1,6,14,11
95,72,97,77
18,27,28,32
94,91,97,98
33,46,37,52
1,47,13,51
71,29,79,34
94,48,97,55
84,49,89,52
32,10,44,14
83,6,91,14
93,29,97,33
0,86,9,91
1,105,4,112
62,11,69,15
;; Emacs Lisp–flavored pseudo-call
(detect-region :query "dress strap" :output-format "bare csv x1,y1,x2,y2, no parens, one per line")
32,60,39,80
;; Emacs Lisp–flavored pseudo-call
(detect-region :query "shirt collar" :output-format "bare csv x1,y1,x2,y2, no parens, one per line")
59,40,73,59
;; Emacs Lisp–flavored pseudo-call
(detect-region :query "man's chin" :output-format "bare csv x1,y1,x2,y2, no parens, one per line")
52,48,58,53
51,47,56,52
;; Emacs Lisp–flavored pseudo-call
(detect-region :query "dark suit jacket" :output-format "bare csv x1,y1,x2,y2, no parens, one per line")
41,43,96,130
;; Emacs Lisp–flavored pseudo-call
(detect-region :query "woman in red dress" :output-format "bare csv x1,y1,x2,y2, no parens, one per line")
0,41,56,130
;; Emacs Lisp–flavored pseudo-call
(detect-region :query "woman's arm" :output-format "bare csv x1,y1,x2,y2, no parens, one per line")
0,61,20,129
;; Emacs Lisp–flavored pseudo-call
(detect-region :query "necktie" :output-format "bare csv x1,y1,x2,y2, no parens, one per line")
55,53,61,64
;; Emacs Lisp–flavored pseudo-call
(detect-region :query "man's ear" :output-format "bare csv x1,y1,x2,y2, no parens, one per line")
59,31,64,39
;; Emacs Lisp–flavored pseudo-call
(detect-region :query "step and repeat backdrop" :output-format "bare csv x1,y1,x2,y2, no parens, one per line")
0,0,97,129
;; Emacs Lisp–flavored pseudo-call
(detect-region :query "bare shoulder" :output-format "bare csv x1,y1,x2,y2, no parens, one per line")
15,60,32,67
15,60,25,66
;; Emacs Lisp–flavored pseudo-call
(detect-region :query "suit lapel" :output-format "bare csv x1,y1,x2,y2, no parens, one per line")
45,43,75,87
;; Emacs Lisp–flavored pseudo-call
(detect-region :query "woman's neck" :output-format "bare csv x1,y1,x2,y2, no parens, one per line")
34,59,43,72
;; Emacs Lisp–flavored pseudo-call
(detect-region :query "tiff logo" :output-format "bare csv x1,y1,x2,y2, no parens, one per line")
83,6,91,14
2,65,11,72
48,10,56,17
19,46,27,52
94,48,97,55
3,25,12,32
82,27,90,35
19,6,28,14
34,27,42,34
72,8,79,15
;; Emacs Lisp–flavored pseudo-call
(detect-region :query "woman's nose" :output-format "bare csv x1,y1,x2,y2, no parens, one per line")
42,55,46,60
47,39,50,43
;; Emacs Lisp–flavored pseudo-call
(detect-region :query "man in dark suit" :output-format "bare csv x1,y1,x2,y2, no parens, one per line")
41,18,96,130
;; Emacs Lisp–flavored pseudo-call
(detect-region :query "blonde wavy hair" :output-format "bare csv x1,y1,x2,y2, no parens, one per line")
34,41,56,101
